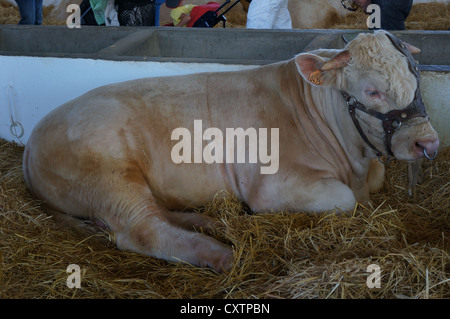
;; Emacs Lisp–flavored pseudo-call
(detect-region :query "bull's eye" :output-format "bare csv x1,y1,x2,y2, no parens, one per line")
365,90,380,98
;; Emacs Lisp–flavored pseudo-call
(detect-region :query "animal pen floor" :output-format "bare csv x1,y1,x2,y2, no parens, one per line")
0,139,449,299
0,0,449,300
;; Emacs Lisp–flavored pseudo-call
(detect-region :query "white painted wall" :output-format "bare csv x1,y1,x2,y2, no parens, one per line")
421,71,450,147
1,55,448,148
0,56,256,144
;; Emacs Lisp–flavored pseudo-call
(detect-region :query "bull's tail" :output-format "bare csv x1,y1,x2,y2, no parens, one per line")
22,145,33,195
46,207,114,247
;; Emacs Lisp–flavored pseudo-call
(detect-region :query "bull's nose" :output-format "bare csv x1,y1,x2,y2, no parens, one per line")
414,136,440,159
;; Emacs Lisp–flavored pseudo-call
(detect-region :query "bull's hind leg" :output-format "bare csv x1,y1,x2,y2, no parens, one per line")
115,211,233,272
105,174,233,272
165,211,219,232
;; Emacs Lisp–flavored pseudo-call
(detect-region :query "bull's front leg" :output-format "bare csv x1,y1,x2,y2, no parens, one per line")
115,207,234,272
298,179,357,212
111,186,234,272
249,178,357,213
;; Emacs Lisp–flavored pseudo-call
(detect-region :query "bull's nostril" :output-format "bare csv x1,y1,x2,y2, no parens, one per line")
414,142,426,155
414,137,440,160
415,142,425,152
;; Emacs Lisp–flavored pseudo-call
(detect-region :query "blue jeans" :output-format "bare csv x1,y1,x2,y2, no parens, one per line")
15,0,43,25
370,0,413,30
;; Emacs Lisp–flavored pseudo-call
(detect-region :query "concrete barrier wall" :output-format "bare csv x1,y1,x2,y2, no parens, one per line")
1,26,449,65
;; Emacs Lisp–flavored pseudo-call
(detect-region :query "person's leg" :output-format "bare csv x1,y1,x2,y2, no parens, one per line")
385,0,412,30
15,0,36,25
246,0,280,29
371,0,412,30
34,0,44,25
273,0,292,29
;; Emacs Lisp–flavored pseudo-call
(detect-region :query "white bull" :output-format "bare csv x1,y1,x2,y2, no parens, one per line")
23,31,439,272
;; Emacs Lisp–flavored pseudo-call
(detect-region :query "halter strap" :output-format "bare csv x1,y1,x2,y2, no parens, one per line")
341,33,428,161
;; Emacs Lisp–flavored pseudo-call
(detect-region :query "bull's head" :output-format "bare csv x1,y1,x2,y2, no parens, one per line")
295,30,439,162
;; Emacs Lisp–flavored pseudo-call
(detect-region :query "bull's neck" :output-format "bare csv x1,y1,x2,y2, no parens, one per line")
316,86,369,174
282,60,370,178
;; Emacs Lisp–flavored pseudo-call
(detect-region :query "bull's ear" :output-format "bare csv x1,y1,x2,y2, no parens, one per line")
295,50,351,87
295,53,327,86
321,50,351,70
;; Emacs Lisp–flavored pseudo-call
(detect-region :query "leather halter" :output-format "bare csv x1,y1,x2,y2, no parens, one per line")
340,33,428,160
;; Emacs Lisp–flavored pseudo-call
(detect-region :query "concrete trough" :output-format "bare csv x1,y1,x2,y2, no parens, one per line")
0,25,449,146
0,25,138,56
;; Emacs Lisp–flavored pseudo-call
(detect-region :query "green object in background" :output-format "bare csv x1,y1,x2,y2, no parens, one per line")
90,0,109,25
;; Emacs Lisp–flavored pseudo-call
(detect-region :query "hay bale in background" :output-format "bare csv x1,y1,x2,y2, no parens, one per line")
228,1,450,30
332,2,450,30
405,2,450,30
1,138,449,298
0,0,19,24
0,1,449,29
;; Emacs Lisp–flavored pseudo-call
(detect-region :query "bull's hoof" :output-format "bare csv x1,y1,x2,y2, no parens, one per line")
205,247,234,274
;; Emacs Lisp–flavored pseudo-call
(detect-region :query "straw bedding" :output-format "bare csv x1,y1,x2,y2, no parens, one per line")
0,138,448,298
0,0,449,300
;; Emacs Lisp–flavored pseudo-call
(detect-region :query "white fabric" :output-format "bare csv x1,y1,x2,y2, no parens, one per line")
104,0,119,26
246,0,292,29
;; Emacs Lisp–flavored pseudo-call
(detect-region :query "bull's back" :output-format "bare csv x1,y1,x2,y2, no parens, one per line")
24,70,266,213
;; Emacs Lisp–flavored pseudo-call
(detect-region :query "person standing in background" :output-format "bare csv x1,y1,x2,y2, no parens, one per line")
246,0,292,29
15,0,43,25
353,0,413,30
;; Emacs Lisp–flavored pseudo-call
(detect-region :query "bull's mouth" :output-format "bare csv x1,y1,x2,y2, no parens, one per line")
389,137,439,162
